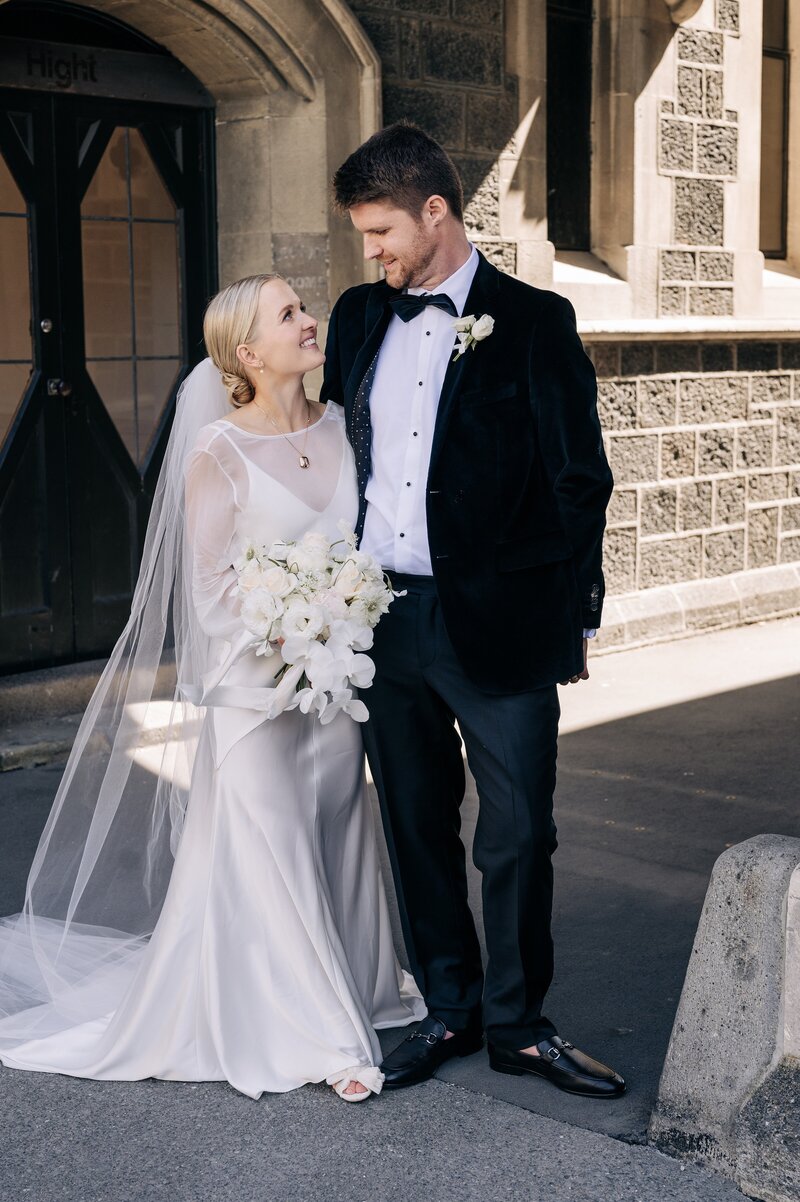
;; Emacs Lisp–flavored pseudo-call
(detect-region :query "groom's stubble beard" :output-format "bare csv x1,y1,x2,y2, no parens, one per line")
392,223,438,290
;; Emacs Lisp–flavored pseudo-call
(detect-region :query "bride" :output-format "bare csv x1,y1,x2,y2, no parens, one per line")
0,274,425,1102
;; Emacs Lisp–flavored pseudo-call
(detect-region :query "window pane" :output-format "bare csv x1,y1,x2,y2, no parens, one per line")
547,9,592,250
82,127,129,218
87,359,136,461
82,220,133,358
763,0,787,51
0,363,31,446
137,360,179,463
128,130,175,219
132,222,181,357
760,55,787,256
0,215,31,360
0,155,25,214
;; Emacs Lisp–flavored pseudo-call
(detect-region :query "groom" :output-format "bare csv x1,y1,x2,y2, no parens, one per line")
322,123,623,1098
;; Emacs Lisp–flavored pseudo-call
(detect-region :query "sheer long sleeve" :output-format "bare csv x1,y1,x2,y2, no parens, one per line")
184,444,243,643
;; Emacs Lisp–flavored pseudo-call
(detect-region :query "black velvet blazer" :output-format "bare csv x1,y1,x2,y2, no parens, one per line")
321,252,614,694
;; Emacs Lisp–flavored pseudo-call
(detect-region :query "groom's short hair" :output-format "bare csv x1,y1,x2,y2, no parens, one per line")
333,122,464,222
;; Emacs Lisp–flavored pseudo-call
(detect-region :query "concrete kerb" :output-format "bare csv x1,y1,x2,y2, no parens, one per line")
649,834,800,1202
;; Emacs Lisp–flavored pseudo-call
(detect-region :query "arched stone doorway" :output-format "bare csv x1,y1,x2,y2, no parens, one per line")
0,0,380,673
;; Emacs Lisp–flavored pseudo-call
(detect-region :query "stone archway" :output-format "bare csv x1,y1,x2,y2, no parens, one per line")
54,0,382,308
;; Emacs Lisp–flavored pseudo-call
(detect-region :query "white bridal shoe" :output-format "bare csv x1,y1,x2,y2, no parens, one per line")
327,1065,384,1102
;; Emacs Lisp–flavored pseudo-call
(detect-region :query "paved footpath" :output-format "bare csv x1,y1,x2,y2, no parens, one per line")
2,617,798,1201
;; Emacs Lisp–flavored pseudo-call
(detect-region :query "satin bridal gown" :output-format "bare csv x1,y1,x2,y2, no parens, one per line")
0,402,425,1098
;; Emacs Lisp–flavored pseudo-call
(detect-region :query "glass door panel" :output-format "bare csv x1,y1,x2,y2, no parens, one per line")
81,126,181,466
0,151,31,444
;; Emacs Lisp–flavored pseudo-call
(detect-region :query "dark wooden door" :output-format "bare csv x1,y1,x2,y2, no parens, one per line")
0,88,215,672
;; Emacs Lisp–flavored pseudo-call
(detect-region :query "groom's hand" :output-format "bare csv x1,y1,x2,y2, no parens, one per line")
560,638,590,686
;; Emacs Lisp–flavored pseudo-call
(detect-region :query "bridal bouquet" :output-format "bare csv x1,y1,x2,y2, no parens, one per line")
234,520,399,724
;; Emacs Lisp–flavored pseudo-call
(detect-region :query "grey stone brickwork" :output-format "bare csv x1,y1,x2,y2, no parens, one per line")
347,0,516,269
588,339,800,608
658,10,739,316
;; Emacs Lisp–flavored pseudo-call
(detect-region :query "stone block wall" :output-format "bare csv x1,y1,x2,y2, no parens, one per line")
657,12,739,317
587,338,800,638
347,0,516,271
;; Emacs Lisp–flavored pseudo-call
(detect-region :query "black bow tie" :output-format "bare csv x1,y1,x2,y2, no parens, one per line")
387,292,458,323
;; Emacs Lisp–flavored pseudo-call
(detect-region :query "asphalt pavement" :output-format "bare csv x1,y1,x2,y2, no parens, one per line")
2,616,798,1200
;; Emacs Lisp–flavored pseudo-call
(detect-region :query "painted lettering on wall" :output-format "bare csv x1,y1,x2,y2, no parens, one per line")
26,47,98,89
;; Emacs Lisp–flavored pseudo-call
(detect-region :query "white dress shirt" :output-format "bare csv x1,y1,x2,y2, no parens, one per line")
361,245,479,574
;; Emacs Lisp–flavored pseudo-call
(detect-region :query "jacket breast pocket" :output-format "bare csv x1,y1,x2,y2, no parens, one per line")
460,380,518,408
496,532,573,572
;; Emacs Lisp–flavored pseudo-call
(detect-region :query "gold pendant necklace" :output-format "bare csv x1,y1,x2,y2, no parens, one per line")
254,397,312,468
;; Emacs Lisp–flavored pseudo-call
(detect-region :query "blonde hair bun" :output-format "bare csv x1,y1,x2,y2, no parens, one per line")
203,274,280,408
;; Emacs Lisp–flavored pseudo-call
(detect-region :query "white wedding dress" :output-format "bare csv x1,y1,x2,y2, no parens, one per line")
0,402,424,1098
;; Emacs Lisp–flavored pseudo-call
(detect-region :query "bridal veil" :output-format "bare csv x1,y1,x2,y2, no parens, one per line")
0,359,230,1047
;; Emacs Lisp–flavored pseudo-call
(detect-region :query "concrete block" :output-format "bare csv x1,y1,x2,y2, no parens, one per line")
747,507,779,569
620,343,655,376
604,527,637,593
703,69,724,120
659,118,694,172
679,576,739,631
650,837,800,1202
677,65,703,117
656,343,701,374
776,412,800,465
751,375,791,408
661,430,697,479
609,434,660,484
680,377,747,425
688,287,734,316
780,533,800,563
675,179,724,246
701,343,735,372
734,563,800,620
781,501,800,530
749,472,789,503
677,29,724,65
639,534,702,588
620,586,684,643
660,286,687,315
695,123,737,177
639,378,678,428
718,0,740,33
384,85,465,148
641,485,678,536
607,487,637,526
739,343,780,372
714,477,746,525
421,24,503,88
698,429,734,475
591,344,620,379
678,480,713,530
698,252,733,282
736,425,775,469
661,250,696,281
704,527,744,576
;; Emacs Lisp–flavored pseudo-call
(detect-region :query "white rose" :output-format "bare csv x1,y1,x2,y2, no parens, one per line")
290,533,330,574
453,315,475,333
237,559,265,593
268,540,290,562
263,565,296,598
332,559,364,599
471,313,495,341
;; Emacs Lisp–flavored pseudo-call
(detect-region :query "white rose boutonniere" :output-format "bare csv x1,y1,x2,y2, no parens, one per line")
452,312,495,361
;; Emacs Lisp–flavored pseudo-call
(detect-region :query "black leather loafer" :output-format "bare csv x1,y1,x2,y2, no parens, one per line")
381,1016,483,1089
488,1036,626,1098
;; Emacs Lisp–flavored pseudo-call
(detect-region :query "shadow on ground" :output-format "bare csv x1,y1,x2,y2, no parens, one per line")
2,674,798,1147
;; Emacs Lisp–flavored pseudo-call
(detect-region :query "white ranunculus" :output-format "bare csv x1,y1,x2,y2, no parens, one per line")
471,313,495,341
317,589,349,622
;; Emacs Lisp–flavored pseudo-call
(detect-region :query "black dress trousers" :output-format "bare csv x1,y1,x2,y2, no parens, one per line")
363,574,560,1049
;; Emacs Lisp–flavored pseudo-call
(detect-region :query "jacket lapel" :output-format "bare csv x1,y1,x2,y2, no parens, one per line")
345,281,393,406
428,252,500,475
